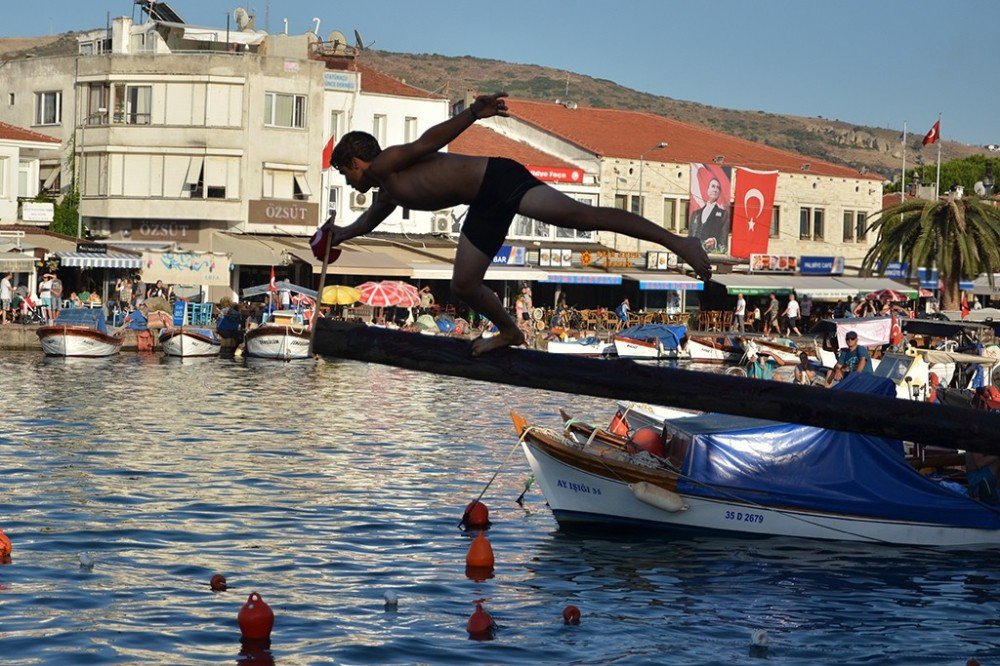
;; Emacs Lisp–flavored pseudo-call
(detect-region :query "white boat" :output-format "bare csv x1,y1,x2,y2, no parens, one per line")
159,326,221,358
36,308,123,357
612,324,689,360
513,374,1000,547
686,335,743,363
244,311,312,360
547,336,613,357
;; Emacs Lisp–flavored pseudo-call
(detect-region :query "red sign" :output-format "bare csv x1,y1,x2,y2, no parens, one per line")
527,166,584,183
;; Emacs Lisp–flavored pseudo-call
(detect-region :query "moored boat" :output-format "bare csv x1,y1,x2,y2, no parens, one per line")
159,326,221,358
36,308,124,357
612,324,688,360
244,311,312,360
546,336,614,357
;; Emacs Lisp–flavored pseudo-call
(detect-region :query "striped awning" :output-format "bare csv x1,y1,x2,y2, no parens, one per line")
57,251,142,269
539,272,622,285
624,272,703,291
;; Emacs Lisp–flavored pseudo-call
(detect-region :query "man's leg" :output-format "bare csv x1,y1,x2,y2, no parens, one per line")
518,186,712,280
452,234,524,356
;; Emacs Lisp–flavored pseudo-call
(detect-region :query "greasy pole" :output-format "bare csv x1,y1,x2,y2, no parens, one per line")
313,320,1000,454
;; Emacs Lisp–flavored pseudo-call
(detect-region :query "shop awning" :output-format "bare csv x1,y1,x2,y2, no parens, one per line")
0,253,36,273
288,247,412,277
832,277,918,298
409,262,454,280
539,271,622,285
211,233,286,266
485,266,548,281
711,274,794,296
972,274,1000,297
624,272,703,291
58,251,142,269
785,276,858,300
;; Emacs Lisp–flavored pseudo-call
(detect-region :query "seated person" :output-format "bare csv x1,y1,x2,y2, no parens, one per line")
68,292,83,308
793,352,818,385
746,349,788,380
825,330,872,387
966,452,1000,505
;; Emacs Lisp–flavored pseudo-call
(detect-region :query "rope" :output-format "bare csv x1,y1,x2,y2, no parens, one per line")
459,423,535,528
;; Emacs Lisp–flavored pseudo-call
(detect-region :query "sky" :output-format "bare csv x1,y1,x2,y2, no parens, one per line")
4,0,999,147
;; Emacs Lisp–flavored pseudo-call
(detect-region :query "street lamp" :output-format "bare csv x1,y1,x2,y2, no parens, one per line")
637,141,668,250
78,107,106,238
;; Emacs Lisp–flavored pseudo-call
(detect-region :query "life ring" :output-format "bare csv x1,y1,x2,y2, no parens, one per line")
531,307,544,321
534,320,546,331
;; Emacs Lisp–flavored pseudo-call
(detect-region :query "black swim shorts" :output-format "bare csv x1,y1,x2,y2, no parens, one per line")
462,157,544,258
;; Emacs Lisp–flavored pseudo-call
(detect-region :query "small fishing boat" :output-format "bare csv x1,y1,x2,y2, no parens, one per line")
685,334,743,363
36,308,124,357
159,326,221,358
547,336,614,357
244,310,312,360
612,324,688,360
514,373,1000,547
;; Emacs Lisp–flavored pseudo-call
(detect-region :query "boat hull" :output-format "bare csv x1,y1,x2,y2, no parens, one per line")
521,431,1000,547
686,336,741,363
160,328,221,357
244,324,311,360
547,339,612,356
36,326,123,357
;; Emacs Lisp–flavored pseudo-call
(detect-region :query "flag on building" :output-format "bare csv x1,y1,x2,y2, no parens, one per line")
922,120,940,146
269,266,277,293
322,136,335,169
729,168,778,259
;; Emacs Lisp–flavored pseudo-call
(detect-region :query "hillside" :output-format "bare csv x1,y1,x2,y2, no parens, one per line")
2,35,988,178
361,50,989,179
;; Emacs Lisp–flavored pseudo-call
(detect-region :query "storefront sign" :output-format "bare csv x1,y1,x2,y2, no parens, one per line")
884,261,909,279
492,245,526,266
750,253,797,273
539,248,573,268
141,249,230,286
526,166,584,183
323,71,358,91
130,222,199,243
592,250,640,269
799,256,845,275
21,202,54,222
248,200,320,226
645,251,678,271
76,242,107,255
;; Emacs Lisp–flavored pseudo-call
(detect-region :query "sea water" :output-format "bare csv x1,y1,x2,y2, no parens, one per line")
0,352,997,665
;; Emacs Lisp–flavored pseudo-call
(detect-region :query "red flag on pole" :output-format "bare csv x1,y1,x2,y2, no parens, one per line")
322,136,335,169
890,310,903,346
729,168,778,259
961,291,969,319
269,266,277,293
922,120,940,146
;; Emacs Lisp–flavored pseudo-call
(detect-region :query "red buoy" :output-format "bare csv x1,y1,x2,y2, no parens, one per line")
466,531,495,569
562,605,581,625
467,602,495,639
464,501,490,529
238,592,274,640
0,529,11,560
627,427,666,458
210,574,228,591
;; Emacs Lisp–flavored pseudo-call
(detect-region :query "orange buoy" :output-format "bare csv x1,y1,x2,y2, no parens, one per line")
627,427,666,458
463,501,490,529
238,592,274,640
210,574,228,591
0,529,11,559
466,531,495,569
562,605,581,625
467,602,495,639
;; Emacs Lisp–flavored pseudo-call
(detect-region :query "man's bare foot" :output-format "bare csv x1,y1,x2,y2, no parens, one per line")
471,329,525,356
675,236,713,281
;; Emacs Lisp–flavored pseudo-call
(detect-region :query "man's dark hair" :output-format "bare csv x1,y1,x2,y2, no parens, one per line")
330,131,382,168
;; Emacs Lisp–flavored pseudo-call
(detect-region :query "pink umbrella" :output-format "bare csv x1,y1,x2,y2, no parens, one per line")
357,281,400,307
382,280,420,308
867,288,909,302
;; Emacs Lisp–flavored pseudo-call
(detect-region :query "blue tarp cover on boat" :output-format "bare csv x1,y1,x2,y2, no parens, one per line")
617,324,687,350
675,375,1000,529
54,308,107,334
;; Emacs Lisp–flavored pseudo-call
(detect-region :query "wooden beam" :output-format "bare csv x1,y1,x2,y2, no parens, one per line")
313,320,1000,453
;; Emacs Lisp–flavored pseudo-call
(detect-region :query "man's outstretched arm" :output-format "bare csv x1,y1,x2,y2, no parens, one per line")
327,199,397,245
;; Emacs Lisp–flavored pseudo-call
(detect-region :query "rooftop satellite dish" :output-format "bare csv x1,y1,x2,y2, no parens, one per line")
327,30,348,51
974,181,987,196
354,29,374,51
233,6,251,31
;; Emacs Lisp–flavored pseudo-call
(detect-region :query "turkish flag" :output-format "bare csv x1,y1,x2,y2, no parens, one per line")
890,310,903,346
269,266,277,293
729,168,778,259
922,120,940,146
961,291,969,319
322,136,335,169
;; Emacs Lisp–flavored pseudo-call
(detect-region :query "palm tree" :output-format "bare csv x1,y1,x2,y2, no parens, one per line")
862,195,1000,310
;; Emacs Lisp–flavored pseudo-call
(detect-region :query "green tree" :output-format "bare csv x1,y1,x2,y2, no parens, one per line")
49,187,80,237
863,196,1000,310
886,154,995,194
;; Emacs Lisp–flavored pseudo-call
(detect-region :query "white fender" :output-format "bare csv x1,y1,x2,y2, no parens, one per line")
629,481,687,513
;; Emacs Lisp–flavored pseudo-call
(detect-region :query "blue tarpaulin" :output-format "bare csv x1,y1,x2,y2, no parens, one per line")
674,375,1000,529
617,324,687,350
54,308,108,334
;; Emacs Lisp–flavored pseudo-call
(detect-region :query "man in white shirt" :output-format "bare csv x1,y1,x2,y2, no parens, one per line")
782,293,802,336
733,292,746,333
1,272,12,324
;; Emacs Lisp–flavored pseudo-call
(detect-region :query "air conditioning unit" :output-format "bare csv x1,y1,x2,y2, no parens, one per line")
432,212,451,234
350,191,371,210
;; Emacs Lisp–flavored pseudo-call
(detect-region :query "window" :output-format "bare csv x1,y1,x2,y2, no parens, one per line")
855,211,868,242
681,200,690,232
404,116,418,142
327,186,338,218
18,161,31,198
373,114,387,145
662,198,677,231
126,86,151,125
843,211,854,242
7,93,13,106
799,207,825,240
264,92,306,128
329,110,343,141
0,158,6,196
614,194,627,210
630,195,641,215
86,83,109,124
34,91,61,125
770,205,780,238
292,173,311,201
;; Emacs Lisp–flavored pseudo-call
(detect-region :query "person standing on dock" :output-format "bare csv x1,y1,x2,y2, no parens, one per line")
734,292,746,334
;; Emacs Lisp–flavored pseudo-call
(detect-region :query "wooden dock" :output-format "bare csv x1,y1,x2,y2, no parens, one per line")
313,319,1000,454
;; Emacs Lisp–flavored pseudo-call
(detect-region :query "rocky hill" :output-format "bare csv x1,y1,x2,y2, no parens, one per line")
2,35,988,178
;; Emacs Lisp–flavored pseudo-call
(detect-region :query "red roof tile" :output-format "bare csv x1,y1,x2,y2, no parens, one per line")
356,63,444,100
449,125,577,170
0,121,60,145
508,99,878,180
